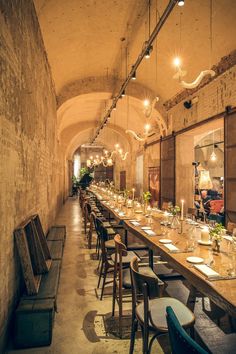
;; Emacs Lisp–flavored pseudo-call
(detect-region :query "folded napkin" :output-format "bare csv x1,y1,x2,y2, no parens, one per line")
141,226,151,230
130,221,140,226
194,264,220,279
118,212,125,217
163,243,179,251
114,208,119,212
144,229,156,236
223,235,232,242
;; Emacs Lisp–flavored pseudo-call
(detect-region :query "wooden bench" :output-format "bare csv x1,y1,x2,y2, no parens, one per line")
194,300,236,354
13,215,66,349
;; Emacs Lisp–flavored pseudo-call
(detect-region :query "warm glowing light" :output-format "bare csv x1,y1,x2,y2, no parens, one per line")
178,0,185,7
90,155,93,159
107,158,113,166
115,143,119,149
173,57,181,67
118,148,123,154
144,123,151,132
210,151,217,161
96,155,99,159
104,150,108,155
143,99,150,107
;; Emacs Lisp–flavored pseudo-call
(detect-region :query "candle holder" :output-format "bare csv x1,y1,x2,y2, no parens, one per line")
178,219,184,234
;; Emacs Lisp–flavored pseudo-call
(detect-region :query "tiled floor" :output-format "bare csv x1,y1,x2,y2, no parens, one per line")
7,198,165,354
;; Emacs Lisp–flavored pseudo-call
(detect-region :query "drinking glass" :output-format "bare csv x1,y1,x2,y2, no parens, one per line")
227,241,236,276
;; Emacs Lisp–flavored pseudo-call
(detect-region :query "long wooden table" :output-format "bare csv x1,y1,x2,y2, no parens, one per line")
89,188,236,318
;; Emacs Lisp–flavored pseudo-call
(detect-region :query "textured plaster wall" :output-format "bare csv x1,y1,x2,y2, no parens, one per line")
0,1,63,350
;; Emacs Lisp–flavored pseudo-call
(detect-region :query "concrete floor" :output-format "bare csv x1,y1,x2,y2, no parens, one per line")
8,198,166,354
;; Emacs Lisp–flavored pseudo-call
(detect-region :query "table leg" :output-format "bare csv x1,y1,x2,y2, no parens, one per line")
124,229,128,247
149,249,154,269
187,285,197,312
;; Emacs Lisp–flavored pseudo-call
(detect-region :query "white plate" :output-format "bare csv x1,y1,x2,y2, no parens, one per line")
159,239,172,244
198,240,212,246
186,256,204,264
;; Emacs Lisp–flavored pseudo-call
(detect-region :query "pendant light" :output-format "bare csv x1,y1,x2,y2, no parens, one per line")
210,130,217,161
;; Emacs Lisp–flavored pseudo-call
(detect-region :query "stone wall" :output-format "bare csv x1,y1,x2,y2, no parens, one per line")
0,1,62,350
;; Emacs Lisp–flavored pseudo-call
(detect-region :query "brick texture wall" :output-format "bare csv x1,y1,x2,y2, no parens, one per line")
167,65,236,133
0,1,63,350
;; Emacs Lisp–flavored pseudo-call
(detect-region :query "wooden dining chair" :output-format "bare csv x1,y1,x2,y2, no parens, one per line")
111,234,138,338
166,306,207,354
129,256,195,354
161,201,170,211
227,222,236,234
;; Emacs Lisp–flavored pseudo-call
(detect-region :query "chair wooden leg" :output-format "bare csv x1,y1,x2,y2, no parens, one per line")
97,261,104,289
141,323,149,354
112,276,117,317
100,265,108,300
118,264,123,338
129,315,138,354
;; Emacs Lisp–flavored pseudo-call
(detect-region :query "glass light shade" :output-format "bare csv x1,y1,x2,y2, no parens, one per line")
210,151,217,161
199,170,213,190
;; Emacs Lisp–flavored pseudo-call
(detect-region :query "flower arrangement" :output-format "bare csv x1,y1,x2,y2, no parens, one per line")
168,203,180,216
143,191,152,203
209,223,224,241
209,223,225,252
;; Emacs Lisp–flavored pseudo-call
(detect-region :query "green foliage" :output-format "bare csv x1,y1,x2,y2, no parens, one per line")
72,175,78,183
143,191,152,202
168,203,180,215
209,223,224,241
79,167,89,177
123,189,130,198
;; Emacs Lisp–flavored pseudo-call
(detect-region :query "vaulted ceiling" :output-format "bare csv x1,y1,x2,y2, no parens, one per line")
34,0,236,157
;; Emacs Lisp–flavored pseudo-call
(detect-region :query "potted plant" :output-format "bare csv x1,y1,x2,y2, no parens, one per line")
209,223,224,253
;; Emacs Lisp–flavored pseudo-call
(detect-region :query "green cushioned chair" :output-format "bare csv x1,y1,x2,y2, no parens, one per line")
166,306,208,354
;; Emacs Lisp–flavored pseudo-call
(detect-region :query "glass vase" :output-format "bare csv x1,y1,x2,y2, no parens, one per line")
171,215,180,229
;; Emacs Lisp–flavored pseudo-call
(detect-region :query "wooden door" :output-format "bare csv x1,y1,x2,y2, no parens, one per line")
160,134,175,208
224,110,236,225
106,166,113,182
120,171,126,191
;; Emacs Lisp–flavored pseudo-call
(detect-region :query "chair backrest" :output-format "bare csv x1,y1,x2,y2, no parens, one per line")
162,201,169,211
210,200,224,213
113,234,128,280
227,222,236,234
188,207,196,217
130,256,160,305
96,218,109,262
166,306,207,354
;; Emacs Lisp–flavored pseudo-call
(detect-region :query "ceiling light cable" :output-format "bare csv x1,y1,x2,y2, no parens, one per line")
90,0,179,143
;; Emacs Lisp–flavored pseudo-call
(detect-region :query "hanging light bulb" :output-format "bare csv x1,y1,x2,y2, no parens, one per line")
210,151,217,161
144,123,151,134
113,104,116,111
178,0,184,6
121,90,125,97
143,99,150,107
173,57,181,68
